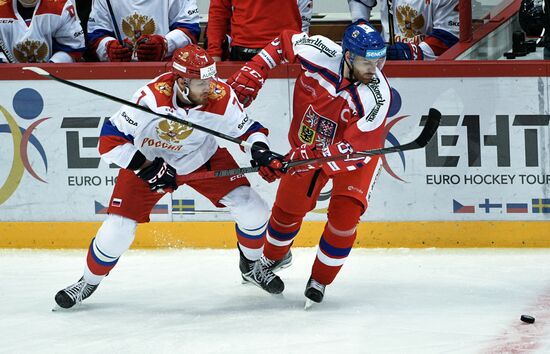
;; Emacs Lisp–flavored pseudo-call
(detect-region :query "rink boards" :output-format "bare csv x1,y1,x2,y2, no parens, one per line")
0,62,549,248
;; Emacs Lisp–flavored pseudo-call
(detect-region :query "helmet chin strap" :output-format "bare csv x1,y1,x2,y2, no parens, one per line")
18,0,38,7
175,79,193,105
343,54,358,83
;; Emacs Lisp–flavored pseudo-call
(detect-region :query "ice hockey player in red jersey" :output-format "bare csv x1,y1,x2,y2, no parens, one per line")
87,0,200,62
348,0,459,60
0,0,85,63
227,21,392,304
54,44,284,309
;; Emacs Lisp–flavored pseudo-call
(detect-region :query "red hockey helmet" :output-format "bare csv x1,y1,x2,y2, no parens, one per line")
171,44,217,80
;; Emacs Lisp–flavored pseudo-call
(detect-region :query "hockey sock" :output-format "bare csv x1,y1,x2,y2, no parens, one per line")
221,186,269,261
311,196,363,285
264,205,303,260
83,215,136,285
236,223,266,261
84,237,120,285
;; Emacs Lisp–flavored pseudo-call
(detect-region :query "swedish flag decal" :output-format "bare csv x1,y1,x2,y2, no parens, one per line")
172,199,195,214
532,199,550,213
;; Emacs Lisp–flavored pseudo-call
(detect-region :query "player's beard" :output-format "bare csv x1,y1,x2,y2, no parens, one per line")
175,80,209,106
344,57,373,85
352,67,376,85
188,91,209,105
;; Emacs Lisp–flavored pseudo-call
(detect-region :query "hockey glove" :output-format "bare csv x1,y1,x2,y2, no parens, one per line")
285,144,323,177
137,157,178,192
386,42,424,60
136,34,168,61
250,142,285,183
106,39,133,62
227,61,268,107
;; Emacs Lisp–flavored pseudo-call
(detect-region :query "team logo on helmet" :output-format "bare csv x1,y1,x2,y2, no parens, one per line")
208,82,226,101
342,21,386,62
178,51,189,62
0,0,8,6
156,119,193,143
13,40,48,63
122,12,156,43
154,82,172,97
171,45,216,79
396,5,425,39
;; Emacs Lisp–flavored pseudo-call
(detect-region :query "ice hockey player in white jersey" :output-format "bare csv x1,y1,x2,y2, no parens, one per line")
0,0,85,63
87,0,200,62
348,0,459,60
53,44,286,309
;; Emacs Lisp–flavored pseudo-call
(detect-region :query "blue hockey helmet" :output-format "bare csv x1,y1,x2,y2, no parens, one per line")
342,20,386,64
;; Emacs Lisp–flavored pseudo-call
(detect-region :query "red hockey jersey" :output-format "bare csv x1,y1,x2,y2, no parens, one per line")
256,31,392,164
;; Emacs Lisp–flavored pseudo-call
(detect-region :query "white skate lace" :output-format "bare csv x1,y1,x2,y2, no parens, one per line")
64,279,95,305
308,278,325,293
253,256,277,284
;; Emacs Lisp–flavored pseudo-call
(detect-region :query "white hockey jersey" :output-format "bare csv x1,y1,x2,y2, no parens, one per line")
99,73,269,175
0,0,85,63
87,0,200,61
348,0,459,59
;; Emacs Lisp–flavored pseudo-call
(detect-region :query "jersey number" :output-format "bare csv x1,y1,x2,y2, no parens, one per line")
136,90,146,105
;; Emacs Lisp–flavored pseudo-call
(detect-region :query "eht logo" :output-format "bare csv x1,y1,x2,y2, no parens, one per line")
425,114,550,167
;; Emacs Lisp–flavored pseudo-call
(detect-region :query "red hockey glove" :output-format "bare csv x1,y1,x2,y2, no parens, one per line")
285,144,323,177
250,142,284,183
136,34,168,61
227,61,268,107
106,39,133,62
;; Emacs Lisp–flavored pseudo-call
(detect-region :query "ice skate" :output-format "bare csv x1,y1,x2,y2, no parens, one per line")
242,256,285,294
268,250,292,273
53,277,98,310
238,245,256,284
238,245,292,285
304,278,326,309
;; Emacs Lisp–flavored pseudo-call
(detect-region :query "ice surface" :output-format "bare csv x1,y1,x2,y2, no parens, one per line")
2,248,550,354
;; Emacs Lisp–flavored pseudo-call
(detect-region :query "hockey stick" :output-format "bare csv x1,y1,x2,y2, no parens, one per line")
0,38,15,63
105,0,124,45
386,0,396,45
22,66,272,152
177,108,441,182
104,0,136,59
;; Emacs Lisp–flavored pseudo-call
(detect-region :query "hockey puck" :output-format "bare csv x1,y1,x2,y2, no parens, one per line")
520,315,535,324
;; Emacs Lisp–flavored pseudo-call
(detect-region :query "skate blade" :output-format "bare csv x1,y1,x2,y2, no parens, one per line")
241,275,253,285
52,303,80,312
52,304,68,312
304,298,315,310
242,275,284,295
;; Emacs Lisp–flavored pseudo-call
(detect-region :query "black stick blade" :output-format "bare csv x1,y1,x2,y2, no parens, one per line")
415,108,441,148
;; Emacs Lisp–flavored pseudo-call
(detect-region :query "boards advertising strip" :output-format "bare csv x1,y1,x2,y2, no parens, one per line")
0,62,548,248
